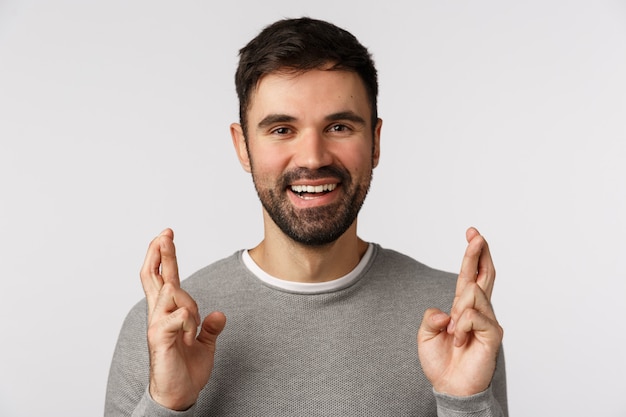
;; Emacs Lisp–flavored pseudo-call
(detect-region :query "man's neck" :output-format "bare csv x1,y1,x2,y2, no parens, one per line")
248,217,368,283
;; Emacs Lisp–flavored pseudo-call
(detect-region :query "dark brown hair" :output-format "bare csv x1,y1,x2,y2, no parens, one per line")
235,17,378,136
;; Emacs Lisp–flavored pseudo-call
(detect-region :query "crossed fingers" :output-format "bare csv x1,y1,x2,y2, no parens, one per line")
139,229,200,341
140,229,177,304
456,227,495,299
448,227,501,346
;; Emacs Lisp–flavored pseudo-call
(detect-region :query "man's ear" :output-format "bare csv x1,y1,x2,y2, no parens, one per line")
230,123,251,173
372,118,382,168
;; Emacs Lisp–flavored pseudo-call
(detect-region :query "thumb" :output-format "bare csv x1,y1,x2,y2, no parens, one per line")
197,311,227,349
418,308,450,343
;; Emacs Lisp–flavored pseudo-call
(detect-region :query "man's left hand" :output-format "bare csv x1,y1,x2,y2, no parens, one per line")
417,227,504,396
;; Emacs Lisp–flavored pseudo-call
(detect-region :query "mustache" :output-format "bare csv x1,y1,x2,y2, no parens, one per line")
281,166,350,186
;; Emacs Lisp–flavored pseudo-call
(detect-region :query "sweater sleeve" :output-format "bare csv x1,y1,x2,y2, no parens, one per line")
434,386,504,417
432,344,508,417
130,388,197,417
104,300,151,417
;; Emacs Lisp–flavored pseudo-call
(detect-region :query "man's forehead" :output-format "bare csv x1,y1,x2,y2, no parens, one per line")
248,68,368,113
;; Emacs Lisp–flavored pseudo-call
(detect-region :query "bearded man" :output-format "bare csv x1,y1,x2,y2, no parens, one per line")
105,17,507,417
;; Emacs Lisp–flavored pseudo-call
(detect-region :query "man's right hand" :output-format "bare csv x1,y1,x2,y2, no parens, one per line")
139,228,226,411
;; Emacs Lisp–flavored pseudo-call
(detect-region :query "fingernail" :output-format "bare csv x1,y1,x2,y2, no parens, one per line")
432,312,447,322
447,318,455,333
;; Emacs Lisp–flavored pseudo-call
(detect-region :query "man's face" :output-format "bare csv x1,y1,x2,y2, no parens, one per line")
232,68,381,246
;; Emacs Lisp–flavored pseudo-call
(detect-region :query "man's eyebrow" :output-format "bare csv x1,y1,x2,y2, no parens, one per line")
257,111,367,129
257,114,296,129
325,111,366,125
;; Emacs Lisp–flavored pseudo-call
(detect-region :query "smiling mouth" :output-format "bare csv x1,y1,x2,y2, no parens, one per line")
290,183,338,198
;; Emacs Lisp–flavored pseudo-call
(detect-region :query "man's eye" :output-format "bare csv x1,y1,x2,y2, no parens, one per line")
272,127,291,135
328,124,349,132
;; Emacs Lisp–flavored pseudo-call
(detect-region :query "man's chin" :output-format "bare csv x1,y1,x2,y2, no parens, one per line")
286,232,343,247
279,218,353,247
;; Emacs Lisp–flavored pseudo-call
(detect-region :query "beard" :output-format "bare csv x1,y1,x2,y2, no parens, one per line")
252,165,373,246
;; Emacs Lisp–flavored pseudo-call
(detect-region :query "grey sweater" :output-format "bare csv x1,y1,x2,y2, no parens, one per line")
105,244,507,416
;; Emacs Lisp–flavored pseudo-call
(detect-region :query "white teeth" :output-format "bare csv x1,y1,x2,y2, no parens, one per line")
291,184,337,193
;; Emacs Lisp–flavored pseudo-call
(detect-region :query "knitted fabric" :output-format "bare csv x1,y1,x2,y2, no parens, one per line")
105,244,507,416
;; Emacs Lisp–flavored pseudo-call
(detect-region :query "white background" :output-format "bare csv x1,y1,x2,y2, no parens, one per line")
1,1,625,416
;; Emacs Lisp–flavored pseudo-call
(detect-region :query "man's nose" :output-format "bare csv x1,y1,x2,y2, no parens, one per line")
293,130,333,169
